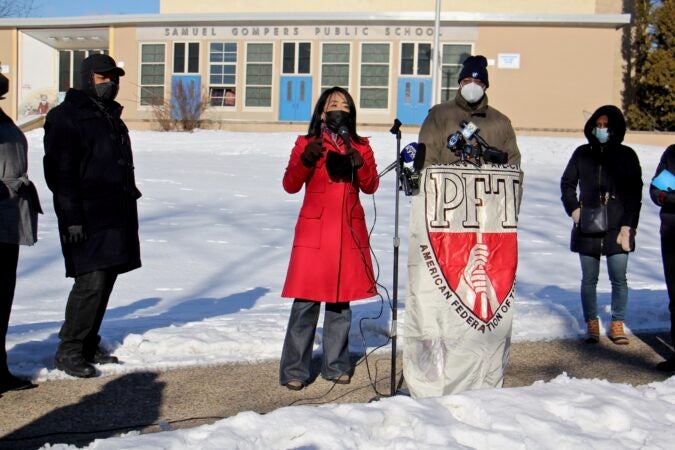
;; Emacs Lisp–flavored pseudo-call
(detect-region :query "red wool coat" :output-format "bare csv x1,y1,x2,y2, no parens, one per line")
282,131,379,302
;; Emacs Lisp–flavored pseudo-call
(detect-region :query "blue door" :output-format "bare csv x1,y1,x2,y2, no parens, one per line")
279,76,312,122
396,77,432,126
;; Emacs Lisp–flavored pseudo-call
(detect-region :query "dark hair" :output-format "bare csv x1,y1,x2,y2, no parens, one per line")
306,87,363,143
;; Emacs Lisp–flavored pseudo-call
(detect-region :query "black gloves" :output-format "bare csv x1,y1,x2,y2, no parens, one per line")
347,148,363,169
301,138,324,167
326,149,364,180
63,225,87,245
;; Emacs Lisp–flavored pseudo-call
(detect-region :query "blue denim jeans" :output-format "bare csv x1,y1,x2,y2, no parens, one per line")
579,253,629,322
279,299,352,386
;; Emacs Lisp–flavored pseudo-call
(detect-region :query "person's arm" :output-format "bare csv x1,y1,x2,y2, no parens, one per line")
43,111,85,227
620,147,643,229
355,140,378,194
282,136,316,194
650,146,675,207
419,106,446,167
560,149,581,217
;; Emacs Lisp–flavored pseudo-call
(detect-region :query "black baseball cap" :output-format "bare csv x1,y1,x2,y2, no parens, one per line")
82,53,125,77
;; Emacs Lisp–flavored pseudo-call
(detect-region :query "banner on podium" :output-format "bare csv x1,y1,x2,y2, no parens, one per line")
403,163,522,398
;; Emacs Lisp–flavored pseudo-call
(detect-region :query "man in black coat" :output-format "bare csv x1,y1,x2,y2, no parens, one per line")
43,54,141,378
651,144,675,371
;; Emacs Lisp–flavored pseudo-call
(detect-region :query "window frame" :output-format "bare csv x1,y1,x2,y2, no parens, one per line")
358,42,391,111
208,41,238,108
400,42,432,76
138,42,167,108
173,41,200,75
244,41,275,110
440,43,474,103
320,42,351,93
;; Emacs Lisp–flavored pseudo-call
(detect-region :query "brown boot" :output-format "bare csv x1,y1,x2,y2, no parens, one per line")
585,319,600,344
609,320,629,345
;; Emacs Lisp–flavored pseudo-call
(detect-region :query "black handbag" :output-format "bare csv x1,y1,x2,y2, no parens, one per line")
580,204,608,234
580,192,609,234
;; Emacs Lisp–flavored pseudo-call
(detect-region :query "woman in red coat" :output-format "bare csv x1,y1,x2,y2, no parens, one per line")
280,87,379,390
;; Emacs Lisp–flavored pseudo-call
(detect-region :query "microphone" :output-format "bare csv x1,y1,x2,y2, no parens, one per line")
401,142,419,163
337,125,351,150
447,131,463,149
460,120,479,141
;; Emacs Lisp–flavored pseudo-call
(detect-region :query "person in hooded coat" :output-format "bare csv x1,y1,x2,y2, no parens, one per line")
0,71,42,393
279,87,378,391
43,54,141,378
561,105,642,345
650,144,675,371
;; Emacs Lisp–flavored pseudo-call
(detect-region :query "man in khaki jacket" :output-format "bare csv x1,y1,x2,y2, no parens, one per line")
418,55,521,168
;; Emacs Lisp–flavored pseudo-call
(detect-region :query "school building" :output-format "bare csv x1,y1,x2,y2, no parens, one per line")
0,0,630,131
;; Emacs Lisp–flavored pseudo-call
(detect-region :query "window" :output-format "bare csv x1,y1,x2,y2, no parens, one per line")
360,43,390,109
401,42,431,76
209,42,237,107
282,42,311,74
440,44,472,102
140,43,166,105
321,43,350,92
245,43,273,107
57,49,106,91
173,42,199,74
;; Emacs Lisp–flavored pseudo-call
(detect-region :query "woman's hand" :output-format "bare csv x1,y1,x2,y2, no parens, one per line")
616,226,631,252
301,138,324,167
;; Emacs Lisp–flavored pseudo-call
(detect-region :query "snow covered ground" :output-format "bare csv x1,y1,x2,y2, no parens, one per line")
7,129,673,449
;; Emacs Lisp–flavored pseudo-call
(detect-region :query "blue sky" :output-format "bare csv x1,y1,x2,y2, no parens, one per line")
30,0,159,17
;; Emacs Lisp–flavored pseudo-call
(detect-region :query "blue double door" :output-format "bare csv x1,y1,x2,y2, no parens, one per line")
396,77,432,127
279,76,312,122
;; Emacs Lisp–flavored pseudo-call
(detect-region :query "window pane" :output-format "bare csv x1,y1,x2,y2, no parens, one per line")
174,43,185,73
245,86,271,107
401,43,414,75
72,51,86,89
298,42,311,74
140,86,164,105
362,44,389,63
188,43,199,73
442,45,471,65
283,42,295,74
58,51,71,91
142,44,164,63
418,43,431,75
248,43,273,62
323,43,349,63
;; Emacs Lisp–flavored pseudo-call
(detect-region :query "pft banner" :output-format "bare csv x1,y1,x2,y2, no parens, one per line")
403,163,522,398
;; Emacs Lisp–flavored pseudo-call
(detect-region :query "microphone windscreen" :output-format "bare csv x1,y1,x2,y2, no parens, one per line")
413,143,426,172
401,142,418,163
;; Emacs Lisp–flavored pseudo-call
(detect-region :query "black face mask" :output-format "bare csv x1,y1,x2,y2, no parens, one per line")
94,81,119,102
324,110,350,133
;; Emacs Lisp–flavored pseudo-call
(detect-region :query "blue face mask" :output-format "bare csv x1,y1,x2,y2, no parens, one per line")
593,127,610,144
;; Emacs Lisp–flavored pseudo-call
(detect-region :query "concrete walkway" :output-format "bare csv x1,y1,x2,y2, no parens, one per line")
0,332,673,449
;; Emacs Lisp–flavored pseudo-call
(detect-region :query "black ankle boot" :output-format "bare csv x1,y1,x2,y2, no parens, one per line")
55,353,96,378
85,349,119,365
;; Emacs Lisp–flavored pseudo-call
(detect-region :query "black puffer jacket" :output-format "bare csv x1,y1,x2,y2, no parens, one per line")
43,89,141,277
560,105,643,256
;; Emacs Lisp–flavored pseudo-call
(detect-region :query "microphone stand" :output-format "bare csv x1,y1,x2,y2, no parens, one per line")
383,119,403,397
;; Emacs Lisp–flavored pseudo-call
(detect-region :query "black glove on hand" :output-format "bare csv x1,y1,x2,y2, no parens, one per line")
326,151,353,180
300,138,324,167
347,149,364,169
64,225,87,245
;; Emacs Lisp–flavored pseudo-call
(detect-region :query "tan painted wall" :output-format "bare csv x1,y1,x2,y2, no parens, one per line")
477,26,625,130
160,0,613,14
0,29,18,118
